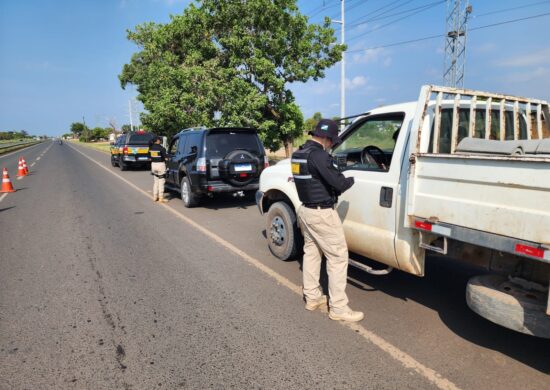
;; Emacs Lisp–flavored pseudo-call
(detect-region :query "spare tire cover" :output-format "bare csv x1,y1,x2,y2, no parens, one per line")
218,149,260,187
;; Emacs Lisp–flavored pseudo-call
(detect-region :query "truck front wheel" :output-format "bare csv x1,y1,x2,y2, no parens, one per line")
466,274,550,339
266,202,302,261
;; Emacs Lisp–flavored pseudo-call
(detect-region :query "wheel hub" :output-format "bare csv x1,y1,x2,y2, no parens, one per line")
270,216,286,246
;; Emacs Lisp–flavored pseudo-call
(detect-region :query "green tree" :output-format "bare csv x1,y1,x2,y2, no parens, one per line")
120,0,344,156
70,122,87,138
121,124,133,133
304,112,323,133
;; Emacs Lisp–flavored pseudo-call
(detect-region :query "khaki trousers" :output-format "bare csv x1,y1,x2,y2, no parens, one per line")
151,162,166,199
297,206,350,313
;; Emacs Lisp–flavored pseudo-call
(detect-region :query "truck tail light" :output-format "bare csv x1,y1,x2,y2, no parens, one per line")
264,156,269,169
123,147,128,155
515,244,545,259
415,221,432,231
197,157,207,173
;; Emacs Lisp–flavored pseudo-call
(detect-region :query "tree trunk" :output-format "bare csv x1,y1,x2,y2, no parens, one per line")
283,139,293,158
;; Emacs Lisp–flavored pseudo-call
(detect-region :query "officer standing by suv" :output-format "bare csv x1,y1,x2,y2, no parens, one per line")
291,119,363,322
149,137,168,203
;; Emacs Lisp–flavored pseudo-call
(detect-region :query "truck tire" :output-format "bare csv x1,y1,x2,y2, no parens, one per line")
466,274,550,339
180,176,199,208
266,202,302,261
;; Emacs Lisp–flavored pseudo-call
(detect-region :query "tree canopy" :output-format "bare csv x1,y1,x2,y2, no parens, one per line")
119,0,344,154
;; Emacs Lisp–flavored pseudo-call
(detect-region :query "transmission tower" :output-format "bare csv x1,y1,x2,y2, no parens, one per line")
443,0,472,88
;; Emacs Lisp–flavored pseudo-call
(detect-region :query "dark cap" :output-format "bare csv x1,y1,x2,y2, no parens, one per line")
309,118,342,147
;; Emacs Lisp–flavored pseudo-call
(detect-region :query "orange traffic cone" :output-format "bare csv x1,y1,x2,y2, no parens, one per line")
21,157,29,175
1,168,15,193
16,159,27,177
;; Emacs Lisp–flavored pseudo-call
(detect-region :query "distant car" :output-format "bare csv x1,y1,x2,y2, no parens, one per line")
110,131,156,170
165,127,268,207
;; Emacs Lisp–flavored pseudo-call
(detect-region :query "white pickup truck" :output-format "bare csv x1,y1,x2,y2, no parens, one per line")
256,85,550,338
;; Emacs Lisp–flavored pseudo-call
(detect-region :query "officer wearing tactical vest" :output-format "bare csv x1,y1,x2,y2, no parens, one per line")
292,119,363,322
149,137,168,203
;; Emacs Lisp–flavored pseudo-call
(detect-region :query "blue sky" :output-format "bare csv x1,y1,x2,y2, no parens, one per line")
1,0,549,136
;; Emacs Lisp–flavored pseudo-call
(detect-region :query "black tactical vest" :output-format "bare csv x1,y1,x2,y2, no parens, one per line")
291,145,335,205
149,144,165,163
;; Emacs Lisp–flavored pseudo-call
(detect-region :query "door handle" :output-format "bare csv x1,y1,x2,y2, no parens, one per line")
379,187,393,208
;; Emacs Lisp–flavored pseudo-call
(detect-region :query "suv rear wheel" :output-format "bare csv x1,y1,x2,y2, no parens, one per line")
181,176,200,208
266,202,302,261
119,159,128,171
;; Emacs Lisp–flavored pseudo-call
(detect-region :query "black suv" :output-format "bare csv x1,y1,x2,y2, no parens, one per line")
110,131,156,170
165,127,268,207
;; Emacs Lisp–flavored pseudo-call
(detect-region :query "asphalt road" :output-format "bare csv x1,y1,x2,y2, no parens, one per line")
0,141,548,389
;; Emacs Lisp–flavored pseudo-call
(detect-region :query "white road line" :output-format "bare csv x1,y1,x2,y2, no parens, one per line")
36,157,41,161
16,177,23,180
30,162,36,167
0,193,7,203
67,143,460,390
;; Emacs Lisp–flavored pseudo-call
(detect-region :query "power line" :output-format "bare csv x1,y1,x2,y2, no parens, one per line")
346,11,550,53
346,0,442,42
347,0,444,28
370,0,417,20
474,0,550,18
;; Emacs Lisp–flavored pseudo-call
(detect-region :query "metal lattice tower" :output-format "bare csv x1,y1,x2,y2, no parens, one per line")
443,0,472,88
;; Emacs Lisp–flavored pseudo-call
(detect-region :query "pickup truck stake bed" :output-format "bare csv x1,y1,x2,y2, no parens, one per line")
257,85,550,338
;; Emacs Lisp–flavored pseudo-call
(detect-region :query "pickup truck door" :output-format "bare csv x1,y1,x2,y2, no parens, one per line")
333,113,406,269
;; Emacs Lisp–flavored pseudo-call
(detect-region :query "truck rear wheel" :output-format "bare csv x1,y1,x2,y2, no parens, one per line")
266,202,302,261
466,274,550,338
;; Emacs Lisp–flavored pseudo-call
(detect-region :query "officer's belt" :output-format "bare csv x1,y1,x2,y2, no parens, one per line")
303,203,334,209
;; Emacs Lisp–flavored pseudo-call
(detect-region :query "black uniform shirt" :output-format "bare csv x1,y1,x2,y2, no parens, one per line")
150,143,167,163
305,140,354,197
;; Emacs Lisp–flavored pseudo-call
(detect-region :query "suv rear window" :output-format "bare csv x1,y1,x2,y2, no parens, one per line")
206,131,261,158
128,133,154,145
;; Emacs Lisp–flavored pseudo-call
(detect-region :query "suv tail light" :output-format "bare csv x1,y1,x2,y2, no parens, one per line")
197,157,207,173
123,146,128,155
264,156,269,169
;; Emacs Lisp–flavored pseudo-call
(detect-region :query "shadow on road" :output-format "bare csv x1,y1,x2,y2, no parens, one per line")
199,194,256,210
0,206,15,213
344,254,550,374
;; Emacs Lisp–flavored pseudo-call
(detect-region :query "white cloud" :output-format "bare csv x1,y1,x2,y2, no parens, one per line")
351,48,384,64
497,48,550,67
506,67,550,83
473,43,497,54
345,76,368,90
350,47,393,68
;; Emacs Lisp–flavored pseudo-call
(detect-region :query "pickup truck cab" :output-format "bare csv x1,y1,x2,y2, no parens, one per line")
110,131,156,171
257,85,550,338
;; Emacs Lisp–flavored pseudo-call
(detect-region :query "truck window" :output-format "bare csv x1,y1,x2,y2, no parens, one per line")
128,133,155,145
184,133,202,155
169,137,179,155
429,108,529,153
333,114,404,172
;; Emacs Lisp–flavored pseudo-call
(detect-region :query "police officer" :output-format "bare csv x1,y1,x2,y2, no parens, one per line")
291,119,363,322
149,137,168,203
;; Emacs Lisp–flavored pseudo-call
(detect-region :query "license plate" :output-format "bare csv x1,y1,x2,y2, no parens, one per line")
138,157,149,161
234,163,252,172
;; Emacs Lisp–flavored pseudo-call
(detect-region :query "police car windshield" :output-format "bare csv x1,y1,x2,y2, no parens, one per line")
206,132,261,158
128,133,154,145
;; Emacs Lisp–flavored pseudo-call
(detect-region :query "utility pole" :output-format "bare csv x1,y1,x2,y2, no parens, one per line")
443,0,472,88
128,100,134,132
82,116,88,142
332,0,345,132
